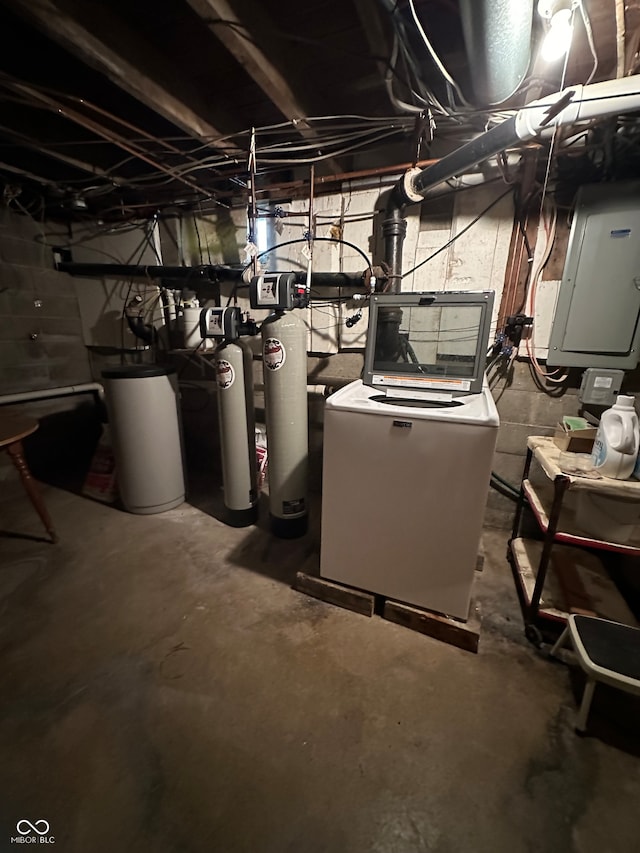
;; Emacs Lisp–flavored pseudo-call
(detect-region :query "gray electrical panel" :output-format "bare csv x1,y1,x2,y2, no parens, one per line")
547,182,640,369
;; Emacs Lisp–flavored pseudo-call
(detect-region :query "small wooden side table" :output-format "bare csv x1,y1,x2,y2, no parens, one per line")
0,414,58,543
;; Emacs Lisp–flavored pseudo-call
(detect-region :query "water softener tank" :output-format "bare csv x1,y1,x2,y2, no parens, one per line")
215,339,258,526
102,365,185,513
262,310,308,537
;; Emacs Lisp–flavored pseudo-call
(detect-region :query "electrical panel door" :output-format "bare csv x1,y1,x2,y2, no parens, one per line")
547,182,640,368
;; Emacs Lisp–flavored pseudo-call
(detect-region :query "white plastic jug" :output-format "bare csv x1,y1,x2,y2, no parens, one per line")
591,395,639,479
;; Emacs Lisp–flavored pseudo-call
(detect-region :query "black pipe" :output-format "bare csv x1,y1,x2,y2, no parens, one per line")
490,477,521,503
382,202,408,294
125,314,155,344
412,117,519,196
295,271,366,288
56,263,246,282
383,115,520,286
57,262,372,290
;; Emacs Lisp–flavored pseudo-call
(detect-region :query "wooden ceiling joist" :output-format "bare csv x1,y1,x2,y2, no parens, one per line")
0,123,126,183
187,0,341,171
1,76,228,200
187,0,313,125
3,0,235,150
352,0,391,88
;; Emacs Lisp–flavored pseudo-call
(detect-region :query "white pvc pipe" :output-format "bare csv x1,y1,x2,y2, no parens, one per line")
0,382,104,406
515,75,640,140
307,384,329,396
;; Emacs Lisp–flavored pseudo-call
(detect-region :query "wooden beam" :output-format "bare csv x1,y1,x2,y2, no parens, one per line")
187,0,311,124
186,0,342,171
0,160,59,187
352,0,391,87
0,78,221,200
293,571,375,617
383,598,481,653
3,0,236,150
0,124,126,183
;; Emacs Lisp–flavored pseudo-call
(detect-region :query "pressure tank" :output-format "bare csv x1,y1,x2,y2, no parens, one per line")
102,365,185,514
262,311,308,537
215,339,258,526
181,304,213,351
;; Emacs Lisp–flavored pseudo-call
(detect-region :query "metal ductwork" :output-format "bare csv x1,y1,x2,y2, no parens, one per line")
459,0,534,106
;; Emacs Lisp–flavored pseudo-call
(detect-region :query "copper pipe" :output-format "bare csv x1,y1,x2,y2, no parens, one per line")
197,158,441,205
316,157,439,184
70,96,233,169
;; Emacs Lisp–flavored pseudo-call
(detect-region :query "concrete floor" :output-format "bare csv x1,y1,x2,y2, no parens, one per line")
1,478,639,853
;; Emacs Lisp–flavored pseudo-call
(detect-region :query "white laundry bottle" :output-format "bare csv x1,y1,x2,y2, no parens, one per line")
591,395,639,479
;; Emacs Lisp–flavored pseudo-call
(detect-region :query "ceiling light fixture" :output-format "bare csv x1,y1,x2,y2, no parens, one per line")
537,0,575,63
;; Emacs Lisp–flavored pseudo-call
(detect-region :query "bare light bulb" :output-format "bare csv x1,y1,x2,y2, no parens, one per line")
541,8,573,62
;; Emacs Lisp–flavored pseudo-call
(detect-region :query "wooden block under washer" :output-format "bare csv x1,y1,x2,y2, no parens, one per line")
293,571,375,617
382,598,482,653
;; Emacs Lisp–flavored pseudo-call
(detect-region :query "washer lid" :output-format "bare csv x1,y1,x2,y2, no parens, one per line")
326,379,499,427
102,365,176,379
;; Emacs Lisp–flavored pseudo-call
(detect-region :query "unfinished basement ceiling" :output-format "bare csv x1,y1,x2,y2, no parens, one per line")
0,0,632,219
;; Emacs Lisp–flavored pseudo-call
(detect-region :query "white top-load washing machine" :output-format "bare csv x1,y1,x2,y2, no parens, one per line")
320,291,499,620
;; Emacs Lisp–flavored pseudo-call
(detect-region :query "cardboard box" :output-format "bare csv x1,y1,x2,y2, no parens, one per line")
553,420,597,453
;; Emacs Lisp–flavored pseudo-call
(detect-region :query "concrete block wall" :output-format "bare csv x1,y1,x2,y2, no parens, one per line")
485,361,581,529
0,208,92,392
0,205,97,480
